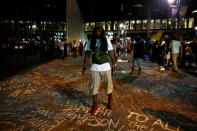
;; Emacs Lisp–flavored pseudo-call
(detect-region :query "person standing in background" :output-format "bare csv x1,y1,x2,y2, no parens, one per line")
169,36,183,72
131,36,144,75
79,41,84,56
72,40,77,58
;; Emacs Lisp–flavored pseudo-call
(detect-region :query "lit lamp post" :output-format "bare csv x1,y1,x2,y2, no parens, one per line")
168,0,175,4
195,26,197,39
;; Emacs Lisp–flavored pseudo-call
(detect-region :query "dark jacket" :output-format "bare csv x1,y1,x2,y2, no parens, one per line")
133,41,144,59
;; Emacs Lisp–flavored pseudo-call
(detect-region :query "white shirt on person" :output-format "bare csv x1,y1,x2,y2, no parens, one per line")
72,43,77,48
85,37,113,72
59,41,64,50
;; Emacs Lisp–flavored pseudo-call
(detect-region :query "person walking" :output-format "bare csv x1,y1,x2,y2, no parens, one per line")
59,39,65,60
72,40,77,58
79,41,84,56
131,36,144,74
64,40,68,57
190,38,197,65
158,38,166,71
169,36,183,72
164,37,171,69
116,41,120,57
111,39,118,75
126,40,132,63
82,24,118,115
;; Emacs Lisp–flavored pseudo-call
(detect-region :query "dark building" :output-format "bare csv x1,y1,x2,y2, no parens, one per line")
0,0,67,44
79,0,197,41
0,0,197,44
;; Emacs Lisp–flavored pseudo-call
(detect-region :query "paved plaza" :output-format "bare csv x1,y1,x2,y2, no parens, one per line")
0,56,197,131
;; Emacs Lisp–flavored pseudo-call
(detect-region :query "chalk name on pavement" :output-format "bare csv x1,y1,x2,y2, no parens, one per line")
0,104,121,131
127,110,180,131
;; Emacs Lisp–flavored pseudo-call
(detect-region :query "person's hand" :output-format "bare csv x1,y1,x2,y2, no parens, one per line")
113,64,118,72
81,68,87,75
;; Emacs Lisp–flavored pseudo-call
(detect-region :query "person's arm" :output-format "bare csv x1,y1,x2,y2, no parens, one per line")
82,51,90,74
169,40,173,49
109,51,118,72
160,46,165,56
180,42,183,58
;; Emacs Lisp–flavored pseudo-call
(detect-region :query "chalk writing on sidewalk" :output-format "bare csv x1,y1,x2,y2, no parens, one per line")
127,110,180,131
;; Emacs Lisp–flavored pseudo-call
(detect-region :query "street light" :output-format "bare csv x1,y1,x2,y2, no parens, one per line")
195,26,197,39
168,0,175,4
195,26,197,31
119,23,124,28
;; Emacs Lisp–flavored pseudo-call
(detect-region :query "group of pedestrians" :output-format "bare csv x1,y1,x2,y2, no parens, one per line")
114,39,135,58
151,36,197,72
81,23,197,115
71,40,86,58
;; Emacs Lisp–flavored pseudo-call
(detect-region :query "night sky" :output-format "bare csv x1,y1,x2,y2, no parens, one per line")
0,0,196,21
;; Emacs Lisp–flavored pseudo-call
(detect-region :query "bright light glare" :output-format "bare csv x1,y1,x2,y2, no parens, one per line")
168,0,175,4
119,24,124,28
192,10,197,14
32,25,36,29
195,26,197,31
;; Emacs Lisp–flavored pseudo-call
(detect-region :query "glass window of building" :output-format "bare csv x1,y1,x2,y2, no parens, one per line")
142,20,147,29
150,19,154,29
96,22,105,30
107,21,111,31
136,20,141,30
175,19,178,29
5,20,9,23
101,22,106,30
64,25,66,31
179,18,185,28
130,20,135,30
114,21,118,30
85,22,89,31
161,19,167,29
155,19,160,29
188,18,194,28
168,19,172,29
184,19,187,28
125,21,129,30
90,22,95,31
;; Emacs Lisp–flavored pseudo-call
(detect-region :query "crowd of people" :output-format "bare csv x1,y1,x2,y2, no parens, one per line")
109,35,197,73
149,37,197,72
1,23,197,115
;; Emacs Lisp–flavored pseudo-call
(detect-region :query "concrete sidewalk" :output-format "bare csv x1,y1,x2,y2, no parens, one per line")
0,56,197,131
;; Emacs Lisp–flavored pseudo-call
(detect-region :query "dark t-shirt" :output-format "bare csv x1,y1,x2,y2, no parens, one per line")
133,41,144,59
190,42,197,54
158,45,165,55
